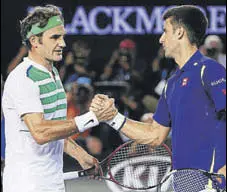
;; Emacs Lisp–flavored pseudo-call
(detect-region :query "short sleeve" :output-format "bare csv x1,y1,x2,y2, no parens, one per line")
153,90,171,127
7,71,43,117
202,62,226,112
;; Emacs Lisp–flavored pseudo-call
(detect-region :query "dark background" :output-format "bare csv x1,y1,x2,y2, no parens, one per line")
1,0,226,79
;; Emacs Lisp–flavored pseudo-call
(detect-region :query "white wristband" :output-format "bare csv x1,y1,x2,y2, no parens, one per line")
106,112,126,131
74,111,99,132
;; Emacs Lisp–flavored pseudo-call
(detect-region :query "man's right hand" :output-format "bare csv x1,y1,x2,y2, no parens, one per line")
90,94,118,122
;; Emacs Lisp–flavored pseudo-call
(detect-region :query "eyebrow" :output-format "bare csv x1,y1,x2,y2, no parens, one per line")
50,34,66,38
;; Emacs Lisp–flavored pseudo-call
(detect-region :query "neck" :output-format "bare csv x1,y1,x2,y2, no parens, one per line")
28,51,53,72
174,43,198,69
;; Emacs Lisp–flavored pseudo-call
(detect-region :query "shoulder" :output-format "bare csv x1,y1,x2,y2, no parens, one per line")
5,61,31,85
199,56,226,86
4,61,38,93
200,55,225,71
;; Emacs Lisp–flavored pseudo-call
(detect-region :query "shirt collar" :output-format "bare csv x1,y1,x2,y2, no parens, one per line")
180,50,203,72
23,57,52,73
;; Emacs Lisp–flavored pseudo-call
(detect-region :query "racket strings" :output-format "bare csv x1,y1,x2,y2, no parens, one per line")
163,169,221,192
109,142,172,189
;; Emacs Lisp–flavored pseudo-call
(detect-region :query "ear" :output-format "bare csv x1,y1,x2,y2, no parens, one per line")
29,36,39,48
177,26,184,40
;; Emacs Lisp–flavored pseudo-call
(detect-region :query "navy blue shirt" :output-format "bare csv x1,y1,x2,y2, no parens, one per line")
153,51,226,172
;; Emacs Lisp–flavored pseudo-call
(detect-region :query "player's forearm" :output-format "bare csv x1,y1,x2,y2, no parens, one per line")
64,137,88,162
120,119,169,146
28,119,78,145
23,111,101,145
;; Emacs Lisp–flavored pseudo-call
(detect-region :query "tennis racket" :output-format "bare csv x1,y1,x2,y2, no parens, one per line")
159,168,226,192
64,140,172,190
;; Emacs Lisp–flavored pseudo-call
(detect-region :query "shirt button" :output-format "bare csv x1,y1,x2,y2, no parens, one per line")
194,62,198,66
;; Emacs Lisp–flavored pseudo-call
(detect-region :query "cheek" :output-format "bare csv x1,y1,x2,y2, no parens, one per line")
43,43,55,53
167,36,176,47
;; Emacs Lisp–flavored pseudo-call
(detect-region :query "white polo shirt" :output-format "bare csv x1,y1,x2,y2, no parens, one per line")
2,57,67,192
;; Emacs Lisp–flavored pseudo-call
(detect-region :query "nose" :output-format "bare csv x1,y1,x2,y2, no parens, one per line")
59,38,66,48
159,34,164,44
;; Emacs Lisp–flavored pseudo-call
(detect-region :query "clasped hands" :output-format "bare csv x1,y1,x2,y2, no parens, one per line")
90,94,118,122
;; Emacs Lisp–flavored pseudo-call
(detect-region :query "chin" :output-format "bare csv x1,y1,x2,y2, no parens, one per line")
164,52,173,59
53,56,63,62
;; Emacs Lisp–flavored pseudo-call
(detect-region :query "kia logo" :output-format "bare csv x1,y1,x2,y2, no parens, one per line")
106,155,172,192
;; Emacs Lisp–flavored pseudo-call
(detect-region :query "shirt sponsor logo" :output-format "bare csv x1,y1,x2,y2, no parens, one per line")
222,89,226,95
211,78,226,86
182,78,189,86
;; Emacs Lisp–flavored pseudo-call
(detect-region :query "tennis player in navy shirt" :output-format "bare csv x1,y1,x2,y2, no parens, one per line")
90,5,226,186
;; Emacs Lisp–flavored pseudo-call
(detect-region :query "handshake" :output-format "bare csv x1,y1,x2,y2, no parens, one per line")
74,94,126,133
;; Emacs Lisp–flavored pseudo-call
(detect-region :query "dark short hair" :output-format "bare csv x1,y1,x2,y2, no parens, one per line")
163,5,208,47
20,4,64,49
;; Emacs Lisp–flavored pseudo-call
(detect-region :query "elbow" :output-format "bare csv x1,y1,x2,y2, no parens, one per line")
32,132,49,145
36,139,47,145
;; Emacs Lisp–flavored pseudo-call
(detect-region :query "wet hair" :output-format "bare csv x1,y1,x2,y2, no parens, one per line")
20,4,64,49
163,5,208,47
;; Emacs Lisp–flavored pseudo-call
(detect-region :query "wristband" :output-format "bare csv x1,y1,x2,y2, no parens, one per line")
106,112,126,131
74,111,99,132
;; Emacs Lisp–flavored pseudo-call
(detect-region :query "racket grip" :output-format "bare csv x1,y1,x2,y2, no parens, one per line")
63,170,89,180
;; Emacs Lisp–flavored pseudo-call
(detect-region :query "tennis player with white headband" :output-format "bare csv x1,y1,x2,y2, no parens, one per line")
2,5,117,192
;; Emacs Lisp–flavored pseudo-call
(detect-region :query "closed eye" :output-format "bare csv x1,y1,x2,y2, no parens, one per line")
51,35,61,40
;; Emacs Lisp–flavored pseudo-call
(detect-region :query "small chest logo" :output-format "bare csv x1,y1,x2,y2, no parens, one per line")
182,78,189,86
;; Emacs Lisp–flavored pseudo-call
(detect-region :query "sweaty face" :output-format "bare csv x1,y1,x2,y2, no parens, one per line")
159,18,179,59
38,25,66,62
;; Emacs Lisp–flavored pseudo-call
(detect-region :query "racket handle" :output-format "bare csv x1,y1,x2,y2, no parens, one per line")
63,171,79,180
63,170,88,180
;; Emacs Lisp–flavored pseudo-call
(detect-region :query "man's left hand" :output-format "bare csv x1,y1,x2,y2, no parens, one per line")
78,153,99,170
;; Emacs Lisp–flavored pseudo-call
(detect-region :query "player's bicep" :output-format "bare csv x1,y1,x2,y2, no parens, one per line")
153,88,171,127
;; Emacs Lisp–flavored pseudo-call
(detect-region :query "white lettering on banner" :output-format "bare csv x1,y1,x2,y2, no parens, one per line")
89,7,112,35
136,6,166,34
64,5,226,35
112,7,135,34
65,6,91,34
207,6,226,34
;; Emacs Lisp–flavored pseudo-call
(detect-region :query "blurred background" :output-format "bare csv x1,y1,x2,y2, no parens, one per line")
1,0,226,191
